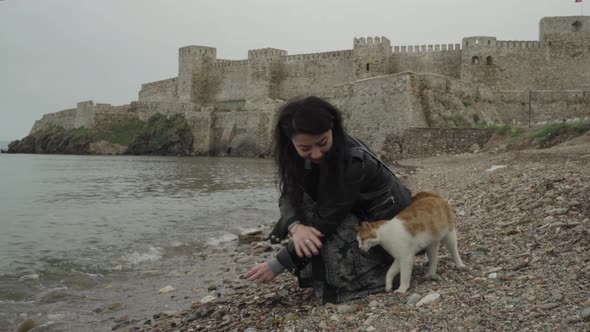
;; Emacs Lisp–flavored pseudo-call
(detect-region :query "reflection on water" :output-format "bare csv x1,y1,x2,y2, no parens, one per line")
0,154,279,279
37,156,276,203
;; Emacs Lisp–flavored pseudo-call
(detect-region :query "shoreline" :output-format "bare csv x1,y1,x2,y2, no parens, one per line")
131,144,589,332
10,142,590,331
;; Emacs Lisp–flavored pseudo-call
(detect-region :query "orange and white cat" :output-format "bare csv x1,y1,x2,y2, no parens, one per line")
355,191,465,293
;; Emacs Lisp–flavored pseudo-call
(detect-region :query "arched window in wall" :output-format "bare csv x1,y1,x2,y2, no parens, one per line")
472,56,480,65
486,56,493,65
366,63,370,71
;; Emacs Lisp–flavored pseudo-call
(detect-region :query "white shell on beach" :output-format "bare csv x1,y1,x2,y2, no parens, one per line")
158,285,175,294
416,293,441,307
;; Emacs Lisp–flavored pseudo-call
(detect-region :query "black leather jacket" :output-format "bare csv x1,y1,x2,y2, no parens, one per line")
269,136,412,273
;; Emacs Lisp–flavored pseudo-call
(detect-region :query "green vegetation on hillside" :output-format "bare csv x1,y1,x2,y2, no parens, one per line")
528,122,590,143
126,113,194,156
485,125,526,137
94,119,146,146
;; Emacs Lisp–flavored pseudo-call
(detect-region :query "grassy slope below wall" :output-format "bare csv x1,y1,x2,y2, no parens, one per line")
484,122,590,151
126,114,193,156
4,114,194,156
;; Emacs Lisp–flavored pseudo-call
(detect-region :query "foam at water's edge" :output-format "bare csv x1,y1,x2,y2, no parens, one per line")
123,246,164,265
206,233,238,246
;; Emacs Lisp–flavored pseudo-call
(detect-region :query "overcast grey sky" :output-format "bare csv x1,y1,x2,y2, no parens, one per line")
0,0,583,140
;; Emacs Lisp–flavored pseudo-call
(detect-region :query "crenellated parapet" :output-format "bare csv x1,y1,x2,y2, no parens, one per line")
246,48,288,101
462,36,497,48
179,45,217,58
353,36,391,47
393,43,462,53
495,40,544,48
284,50,352,62
77,100,95,108
463,37,545,49
211,59,249,68
353,36,392,79
247,48,288,59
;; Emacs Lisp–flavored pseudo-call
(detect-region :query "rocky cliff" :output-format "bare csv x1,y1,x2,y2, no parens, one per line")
4,114,194,156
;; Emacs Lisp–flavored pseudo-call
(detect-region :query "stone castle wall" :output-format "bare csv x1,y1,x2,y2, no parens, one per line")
138,78,178,102
92,104,138,128
30,109,77,134
333,72,499,156
135,16,589,105
333,74,421,154
382,127,495,160
30,101,134,134
493,90,590,126
279,50,354,99
185,111,213,155
461,38,590,90
212,60,249,102
389,44,462,79
27,16,590,158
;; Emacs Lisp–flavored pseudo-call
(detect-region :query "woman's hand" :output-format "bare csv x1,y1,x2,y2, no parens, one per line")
291,224,324,258
244,262,277,283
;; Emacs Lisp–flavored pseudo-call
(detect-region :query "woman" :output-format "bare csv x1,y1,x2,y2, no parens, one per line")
245,96,412,303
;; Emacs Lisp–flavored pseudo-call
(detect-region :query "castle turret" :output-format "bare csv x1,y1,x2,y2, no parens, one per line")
462,36,497,48
353,36,392,79
540,16,590,47
178,46,217,103
246,48,288,102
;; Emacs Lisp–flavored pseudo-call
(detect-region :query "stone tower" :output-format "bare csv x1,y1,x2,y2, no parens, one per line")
460,36,498,85
246,48,288,102
177,45,217,103
352,36,392,79
539,16,590,47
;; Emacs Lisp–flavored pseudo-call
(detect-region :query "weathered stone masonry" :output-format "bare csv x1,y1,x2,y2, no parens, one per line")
29,16,590,157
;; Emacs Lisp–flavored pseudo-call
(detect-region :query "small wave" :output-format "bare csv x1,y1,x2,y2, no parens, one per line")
123,246,163,265
70,269,104,278
206,233,238,246
32,286,81,304
0,299,35,304
18,273,40,281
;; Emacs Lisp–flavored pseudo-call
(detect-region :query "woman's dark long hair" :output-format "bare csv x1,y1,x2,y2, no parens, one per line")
274,96,350,219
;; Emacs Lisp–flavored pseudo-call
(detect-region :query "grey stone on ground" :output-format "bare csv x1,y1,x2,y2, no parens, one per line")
120,143,590,332
406,293,421,306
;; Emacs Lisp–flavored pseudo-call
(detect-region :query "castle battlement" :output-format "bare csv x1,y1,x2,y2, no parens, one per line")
393,43,462,53
495,40,543,48
462,36,545,49
353,36,391,47
141,78,177,89
134,15,589,106
284,50,353,62
77,101,94,108
211,60,249,68
247,48,288,58
179,46,217,57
